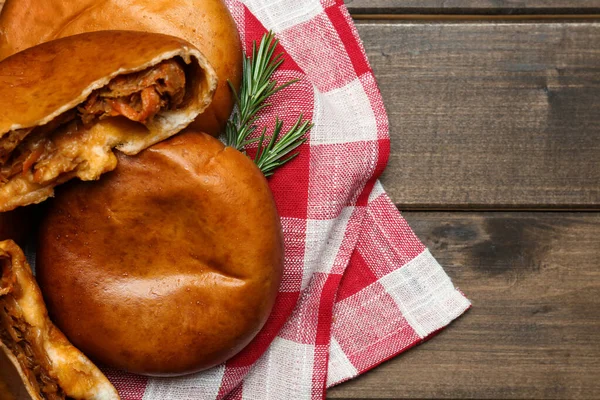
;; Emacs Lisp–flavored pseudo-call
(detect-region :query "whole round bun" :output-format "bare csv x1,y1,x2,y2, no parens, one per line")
0,0,242,136
36,132,284,376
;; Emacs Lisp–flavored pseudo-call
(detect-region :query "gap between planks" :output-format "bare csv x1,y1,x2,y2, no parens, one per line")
393,207,600,212
352,13,600,20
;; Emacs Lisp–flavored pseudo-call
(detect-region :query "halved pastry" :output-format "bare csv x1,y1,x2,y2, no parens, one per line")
0,0,242,137
0,240,120,399
0,30,217,212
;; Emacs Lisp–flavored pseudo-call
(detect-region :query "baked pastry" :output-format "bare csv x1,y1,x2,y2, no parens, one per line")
0,0,242,136
0,240,119,399
37,132,284,376
0,30,217,211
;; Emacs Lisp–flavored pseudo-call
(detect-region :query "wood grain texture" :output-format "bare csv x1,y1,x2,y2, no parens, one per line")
2,1,599,399
345,0,600,15
356,22,600,209
328,212,600,399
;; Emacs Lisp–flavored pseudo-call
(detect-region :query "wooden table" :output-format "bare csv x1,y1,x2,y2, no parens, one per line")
328,1,600,399
0,1,598,399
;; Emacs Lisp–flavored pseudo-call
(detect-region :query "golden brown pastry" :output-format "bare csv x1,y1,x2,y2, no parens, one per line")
0,347,27,400
0,0,242,136
0,30,217,212
0,240,120,399
37,132,284,376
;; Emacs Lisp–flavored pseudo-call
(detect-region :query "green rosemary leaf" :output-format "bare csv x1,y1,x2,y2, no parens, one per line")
255,115,312,177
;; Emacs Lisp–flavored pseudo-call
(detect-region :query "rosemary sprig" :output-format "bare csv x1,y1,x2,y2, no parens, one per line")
254,116,312,177
225,31,311,176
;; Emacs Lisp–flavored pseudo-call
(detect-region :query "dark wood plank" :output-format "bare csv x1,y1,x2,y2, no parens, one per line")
345,1,600,15
356,22,600,209
328,211,600,399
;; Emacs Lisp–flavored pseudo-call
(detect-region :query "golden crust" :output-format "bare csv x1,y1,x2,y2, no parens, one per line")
37,132,284,376
0,30,217,141
0,0,242,136
0,240,120,399
0,342,27,400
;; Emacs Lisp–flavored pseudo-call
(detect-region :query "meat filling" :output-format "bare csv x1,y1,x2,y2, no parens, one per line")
80,58,186,125
0,58,187,184
0,259,67,400
0,128,32,165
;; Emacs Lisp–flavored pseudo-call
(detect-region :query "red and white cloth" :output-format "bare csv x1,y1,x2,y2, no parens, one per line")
102,0,471,398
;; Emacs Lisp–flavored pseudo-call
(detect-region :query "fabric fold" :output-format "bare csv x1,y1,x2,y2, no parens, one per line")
327,185,471,387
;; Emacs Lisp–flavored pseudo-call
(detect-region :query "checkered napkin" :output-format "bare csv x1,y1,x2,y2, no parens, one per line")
81,0,470,398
